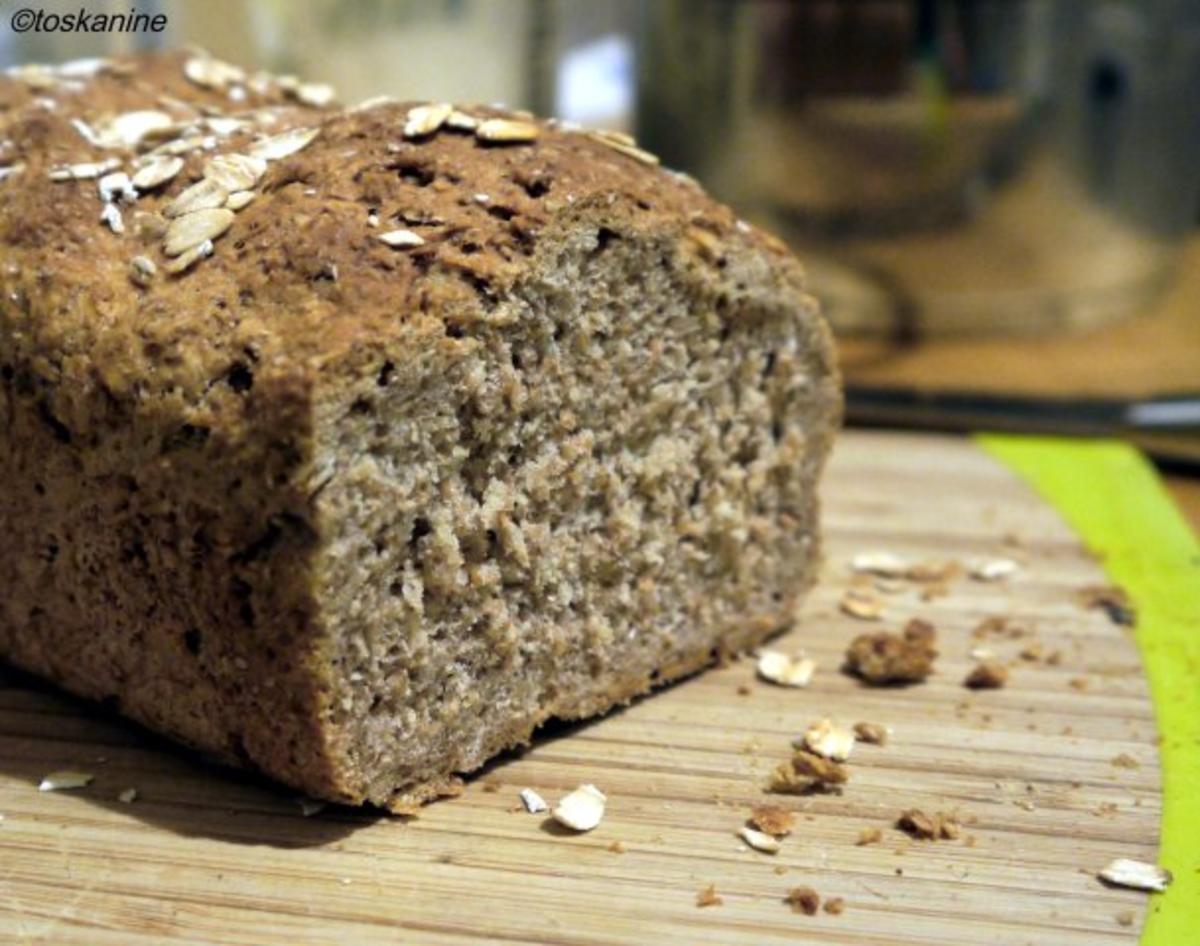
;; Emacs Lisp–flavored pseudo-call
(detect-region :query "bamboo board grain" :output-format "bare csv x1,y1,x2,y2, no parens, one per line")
0,431,1162,946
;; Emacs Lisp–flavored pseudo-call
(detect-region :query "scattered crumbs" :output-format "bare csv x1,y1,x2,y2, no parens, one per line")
481,780,501,794
750,805,796,837
969,557,1019,581
856,827,883,846
963,834,977,848
296,796,325,817
608,840,627,854
1098,858,1172,892
1069,676,1090,691
1016,799,1037,811
972,616,1025,639
1116,910,1136,927
38,770,94,792
897,809,960,841
1077,585,1135,626
118,788,138,804
1019,642,1044,661
773,865,788,876
800,718,856,761
736,684,752,696
552,784,606,831
853,721,889,746
840,588,883,620
519,788,548,814
844,619,937,684
964,661,1009,690
919,581,951,601
1111,753,1140,769
785,885,820,916
769,749,848,794
757,650,816,688
1093,802,1119,818
739,825,782,854
850,550,908,577
906,559,962,584
339,877,352,886
823,897,845,916
696,884,723,908
1046,650,1063,666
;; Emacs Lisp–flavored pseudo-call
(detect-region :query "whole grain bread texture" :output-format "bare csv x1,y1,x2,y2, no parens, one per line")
0,52,841,810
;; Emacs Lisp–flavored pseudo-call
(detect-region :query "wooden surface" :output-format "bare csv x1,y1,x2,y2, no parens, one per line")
0,432,1161,946
839,236,1200,534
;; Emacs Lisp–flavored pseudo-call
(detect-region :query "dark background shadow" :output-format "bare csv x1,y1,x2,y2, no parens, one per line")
0,662,382,847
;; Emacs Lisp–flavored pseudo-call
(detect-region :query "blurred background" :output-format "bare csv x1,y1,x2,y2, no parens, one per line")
3,0,1199,526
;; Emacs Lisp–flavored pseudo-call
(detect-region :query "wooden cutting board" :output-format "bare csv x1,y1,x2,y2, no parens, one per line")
0,431,1164,945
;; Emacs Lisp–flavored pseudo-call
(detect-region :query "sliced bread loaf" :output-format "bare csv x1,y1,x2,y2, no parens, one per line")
0,52,840,809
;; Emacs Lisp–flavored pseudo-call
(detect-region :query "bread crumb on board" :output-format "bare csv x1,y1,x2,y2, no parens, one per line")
750,805,796,837
1110,753,1140,769
1018,641,1044,661
1076,585,1135,626
823,897,846,915
696,884,723,908
972,616,1026,639
845,619,937,684
552,784,606,831
785,885,821,915
1116,909,1136,927
769,749,849,794
853,721,889,745
38,770,94,792
1098,858,1172,892
739,825,782,854
840,588,884,621
799,718,856,761
519,788,548,813
856,826,884,846
756,651,816,688
968,557,1019,581
851,550,909,577
850,551,964,590
897,809,961,841
964,661,1009,689
295,796,325,816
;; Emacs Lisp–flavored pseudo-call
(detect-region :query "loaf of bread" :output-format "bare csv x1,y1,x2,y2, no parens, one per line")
0,53,840,810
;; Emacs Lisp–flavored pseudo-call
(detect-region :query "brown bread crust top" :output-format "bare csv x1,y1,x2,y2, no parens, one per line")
0,51,801,422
